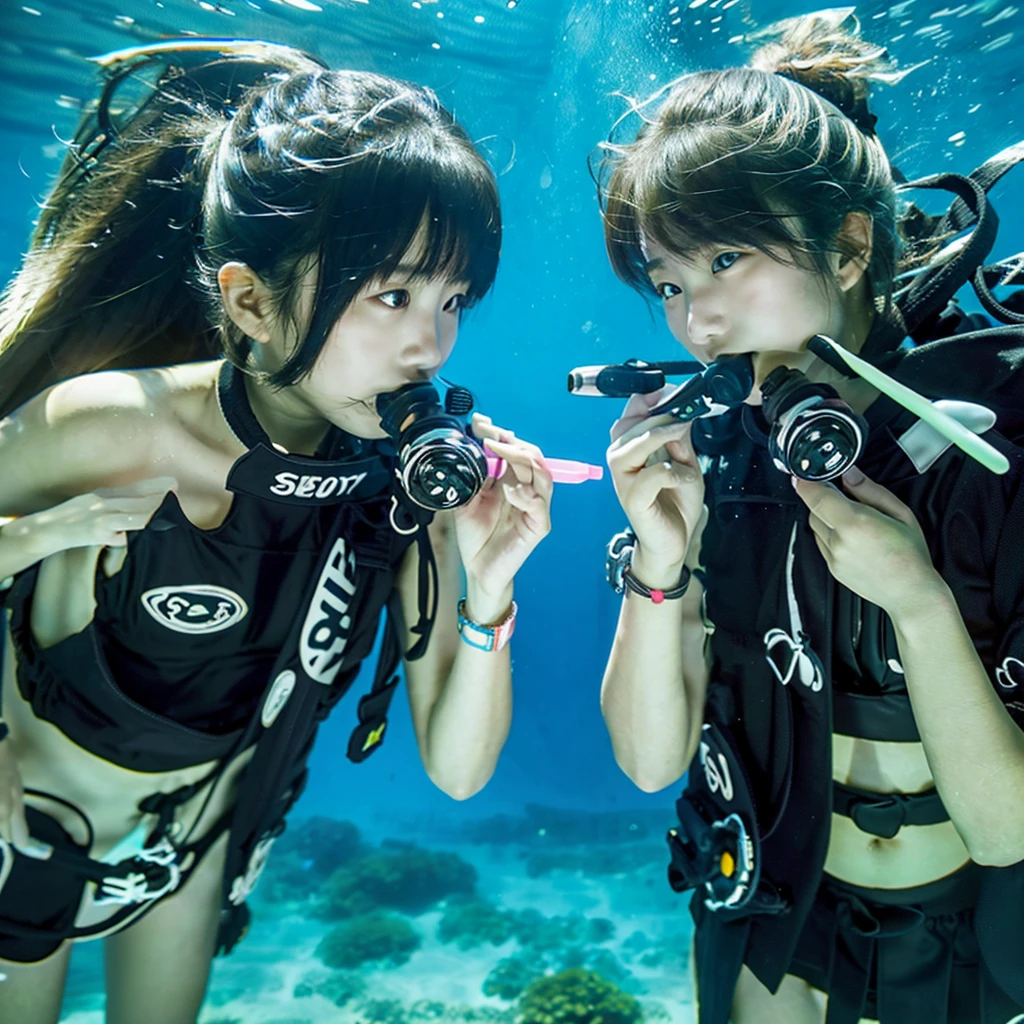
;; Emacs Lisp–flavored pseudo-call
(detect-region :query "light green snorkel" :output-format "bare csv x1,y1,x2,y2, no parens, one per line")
807,334,1010,476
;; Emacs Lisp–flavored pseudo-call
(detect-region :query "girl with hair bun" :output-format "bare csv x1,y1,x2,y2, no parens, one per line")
0,41,552,1023
598,10,1024,1023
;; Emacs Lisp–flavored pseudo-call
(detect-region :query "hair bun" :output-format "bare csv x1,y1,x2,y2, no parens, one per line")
748,7,912,136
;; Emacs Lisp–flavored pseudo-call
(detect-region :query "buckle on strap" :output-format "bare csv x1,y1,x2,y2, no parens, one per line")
850,796,905,840
833,781,949,840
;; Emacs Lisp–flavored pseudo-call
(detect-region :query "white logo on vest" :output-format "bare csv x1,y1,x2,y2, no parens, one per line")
300,538,358,685
764,628,825,692
700,741,735,802
228,835,276,906
996,656,1024,690
261,670,296,728
140,585,249,635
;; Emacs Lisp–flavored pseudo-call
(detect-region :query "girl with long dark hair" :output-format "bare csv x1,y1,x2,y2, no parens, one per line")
0,41,553,1023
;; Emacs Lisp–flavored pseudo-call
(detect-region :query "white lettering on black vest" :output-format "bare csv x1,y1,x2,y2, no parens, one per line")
300,538,358,685
270,472,368,499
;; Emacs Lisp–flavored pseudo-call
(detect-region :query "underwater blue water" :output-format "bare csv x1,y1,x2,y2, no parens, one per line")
1,1,1023,1021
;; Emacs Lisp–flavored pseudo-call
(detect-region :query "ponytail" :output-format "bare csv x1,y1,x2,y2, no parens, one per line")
602,9,920,330
748,8,909,136
749,10,942,292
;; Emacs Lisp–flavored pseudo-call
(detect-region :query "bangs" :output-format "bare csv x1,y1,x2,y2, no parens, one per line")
358,150,501,305
604,136,811,296
272,127,501,387
601,69,869,298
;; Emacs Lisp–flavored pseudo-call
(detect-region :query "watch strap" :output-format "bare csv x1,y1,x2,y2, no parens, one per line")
457,600,517,652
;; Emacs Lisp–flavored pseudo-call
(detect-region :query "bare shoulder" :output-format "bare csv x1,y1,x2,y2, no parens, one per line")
0,361,221,514
43,361,219,423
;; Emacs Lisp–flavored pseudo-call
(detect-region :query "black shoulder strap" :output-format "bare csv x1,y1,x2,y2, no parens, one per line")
897,172,999,337
897,142,1024,337
346,592,407,764
221,493,439,910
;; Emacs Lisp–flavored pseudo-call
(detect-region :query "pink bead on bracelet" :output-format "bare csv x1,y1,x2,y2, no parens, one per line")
622,564,691,603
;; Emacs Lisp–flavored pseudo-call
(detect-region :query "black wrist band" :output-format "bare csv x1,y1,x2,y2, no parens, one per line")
0,722,9,743
623,563,691,603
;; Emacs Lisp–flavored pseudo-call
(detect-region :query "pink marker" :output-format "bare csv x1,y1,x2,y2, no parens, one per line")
485,455,604,484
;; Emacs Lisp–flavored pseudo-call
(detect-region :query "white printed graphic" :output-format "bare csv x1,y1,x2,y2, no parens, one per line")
700,741,735,802
228,836,276,906
996,656,1024,691
0,837,11,903
762,522,824,693
262,670,296,728
270,471,368,500
300,538,358,685
141,585,248,635
94,839,181,906
764,628,824,692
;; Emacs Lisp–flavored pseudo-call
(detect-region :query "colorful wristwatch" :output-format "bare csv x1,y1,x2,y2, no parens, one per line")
457,599,518,652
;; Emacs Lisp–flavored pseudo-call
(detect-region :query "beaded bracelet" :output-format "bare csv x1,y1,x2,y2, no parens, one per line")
456,599,517,652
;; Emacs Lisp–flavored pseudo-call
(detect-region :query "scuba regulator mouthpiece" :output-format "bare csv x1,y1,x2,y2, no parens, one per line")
567,350,864,481
648,355,755,421
376,380,487,511
649,353,864,481
759,367,868,482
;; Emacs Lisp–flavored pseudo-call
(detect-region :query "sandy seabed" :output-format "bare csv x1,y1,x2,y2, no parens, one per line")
58,820,697,1024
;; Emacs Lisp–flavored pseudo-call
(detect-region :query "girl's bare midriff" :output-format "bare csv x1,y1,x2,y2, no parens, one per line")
2,361,257,935
825,732,971,889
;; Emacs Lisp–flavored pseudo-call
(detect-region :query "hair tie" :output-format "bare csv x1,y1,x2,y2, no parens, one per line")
845,95,878,137
774,69,878,137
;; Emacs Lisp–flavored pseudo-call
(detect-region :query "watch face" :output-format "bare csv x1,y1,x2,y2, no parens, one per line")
605,530,635,594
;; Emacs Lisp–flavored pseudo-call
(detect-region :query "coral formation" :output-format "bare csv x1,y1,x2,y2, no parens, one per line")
483,954,546,1000
318,841,478,919
315,912,422,969
571,948,646,996
516,968,643,1024
358,997,406,1023
509,909,615,953
280,816,364,876
438,896,516,950
258,816,365,904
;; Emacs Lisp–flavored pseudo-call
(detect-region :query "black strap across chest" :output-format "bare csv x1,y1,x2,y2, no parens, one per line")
218,361,394,507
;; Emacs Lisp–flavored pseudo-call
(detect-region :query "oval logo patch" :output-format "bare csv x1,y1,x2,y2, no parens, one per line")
141,585,249,635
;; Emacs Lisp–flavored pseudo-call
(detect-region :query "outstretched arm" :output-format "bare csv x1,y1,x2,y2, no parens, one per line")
398,414,552,800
